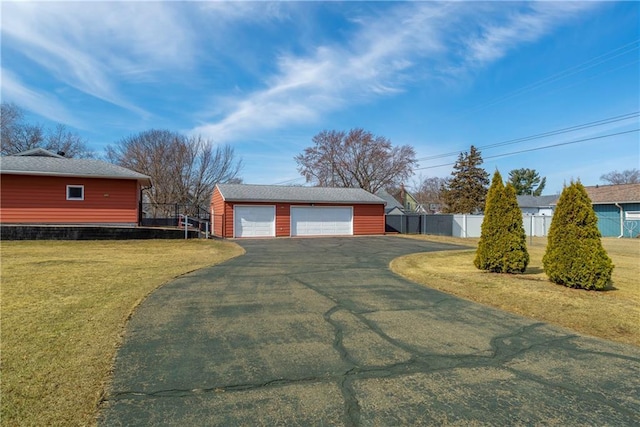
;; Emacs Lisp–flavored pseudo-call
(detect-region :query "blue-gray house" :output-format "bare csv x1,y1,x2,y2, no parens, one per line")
584,183,640,238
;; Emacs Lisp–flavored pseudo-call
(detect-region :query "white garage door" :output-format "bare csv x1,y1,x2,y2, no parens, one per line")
291,206,353,236
234,206,275,237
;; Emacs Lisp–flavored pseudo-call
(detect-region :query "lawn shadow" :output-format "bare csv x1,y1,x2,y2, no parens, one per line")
524,267,544,275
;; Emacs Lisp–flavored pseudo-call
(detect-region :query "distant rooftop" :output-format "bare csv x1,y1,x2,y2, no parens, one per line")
583,183,640,204
516,195,559,208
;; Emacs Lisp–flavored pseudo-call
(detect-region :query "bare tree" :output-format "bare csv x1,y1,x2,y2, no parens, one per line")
295,128,417,194
106,130,242,212
600,169,639,185
1,102,93,157
1,103,43,154
45,124,94,158
411,175,448,212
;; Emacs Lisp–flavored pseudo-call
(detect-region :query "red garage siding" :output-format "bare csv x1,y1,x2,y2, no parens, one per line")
353,204,385,235
210,186,384,238
0,174,141,224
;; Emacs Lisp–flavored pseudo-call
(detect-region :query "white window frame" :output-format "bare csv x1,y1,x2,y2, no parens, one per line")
625,211,640,220
66,185,85,201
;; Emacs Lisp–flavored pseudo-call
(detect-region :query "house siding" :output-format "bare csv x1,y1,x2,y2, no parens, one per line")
211,188,225,237
0,174,140,224
594,202,640,237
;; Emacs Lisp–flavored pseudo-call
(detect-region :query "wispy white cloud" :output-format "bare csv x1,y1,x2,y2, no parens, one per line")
1,68,81,127
1,2,193,117
462,2,600,66
192,2,452,141
192,2,600,143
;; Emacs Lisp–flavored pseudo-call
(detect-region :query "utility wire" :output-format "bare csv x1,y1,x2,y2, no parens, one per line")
416,111,639,161
270,176,306,185
414,129,640,171
460,39,639,115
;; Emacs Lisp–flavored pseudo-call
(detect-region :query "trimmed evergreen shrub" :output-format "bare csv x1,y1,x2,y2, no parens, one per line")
500,183,530,273
542,181,613,290
475,171,529,273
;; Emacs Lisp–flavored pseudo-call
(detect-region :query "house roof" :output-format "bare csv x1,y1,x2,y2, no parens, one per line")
376,189,404,211
217,183,385,204
0,149,152,185
516,195,559,208
583,183,640,204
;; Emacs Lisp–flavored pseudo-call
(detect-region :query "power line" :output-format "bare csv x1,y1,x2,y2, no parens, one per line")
459,39,639,115
270,176,306,185
416,111,639,162
414,129,640,171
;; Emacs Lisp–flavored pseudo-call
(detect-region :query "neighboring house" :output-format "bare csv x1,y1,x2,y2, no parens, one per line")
211,183,385,238
391,185,428,214
583,183,640,237
376,189,405,215
516,195,559,216
0,148,152,226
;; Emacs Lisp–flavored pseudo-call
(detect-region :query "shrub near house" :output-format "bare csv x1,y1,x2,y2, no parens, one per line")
543,182,613,290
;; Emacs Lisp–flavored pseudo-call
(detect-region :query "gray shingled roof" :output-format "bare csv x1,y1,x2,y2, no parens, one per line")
376,189,404,210
217,184,385,204
516,195,559,208
0,152,152,185
584,183,640,204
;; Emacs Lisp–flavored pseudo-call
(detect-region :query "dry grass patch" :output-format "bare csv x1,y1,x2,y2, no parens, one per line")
392,236,640,347
1,239,244,427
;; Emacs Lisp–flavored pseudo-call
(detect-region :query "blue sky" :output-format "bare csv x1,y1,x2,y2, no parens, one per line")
2,1,638,194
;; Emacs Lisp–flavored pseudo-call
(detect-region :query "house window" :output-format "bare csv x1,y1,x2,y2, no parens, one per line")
66,185,84,201
626,211,640,220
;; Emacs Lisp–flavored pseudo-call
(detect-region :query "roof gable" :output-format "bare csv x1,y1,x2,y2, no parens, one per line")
217,184,385,204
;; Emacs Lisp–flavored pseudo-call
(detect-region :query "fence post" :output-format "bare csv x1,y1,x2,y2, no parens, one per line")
184,215,188,239
464,215,467,238
530,215,534,245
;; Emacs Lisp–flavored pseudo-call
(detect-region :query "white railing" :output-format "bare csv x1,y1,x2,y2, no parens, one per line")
178,214,210,239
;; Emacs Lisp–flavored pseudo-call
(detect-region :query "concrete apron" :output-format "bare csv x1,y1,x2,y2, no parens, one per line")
99,236,640,426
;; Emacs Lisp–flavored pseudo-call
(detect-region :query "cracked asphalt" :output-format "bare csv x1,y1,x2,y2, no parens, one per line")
99,236,640,426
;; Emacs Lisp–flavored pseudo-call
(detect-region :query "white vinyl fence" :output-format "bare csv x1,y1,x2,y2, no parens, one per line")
451,214,552,238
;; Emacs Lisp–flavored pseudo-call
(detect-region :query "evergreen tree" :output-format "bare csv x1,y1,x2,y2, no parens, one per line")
475,171,529,273
475,170,506,271
500,183,529,273
508,168,546,196
543,181,613,290
441,145,489,213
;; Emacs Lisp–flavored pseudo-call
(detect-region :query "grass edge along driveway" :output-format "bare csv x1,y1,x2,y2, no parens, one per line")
0,239,244,427
391,235,640,348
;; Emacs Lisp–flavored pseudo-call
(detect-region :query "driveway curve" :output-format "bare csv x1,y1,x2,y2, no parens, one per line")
100,236,640,426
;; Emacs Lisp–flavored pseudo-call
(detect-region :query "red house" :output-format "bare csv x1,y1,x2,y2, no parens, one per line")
211,183,386,238
0,148,151,226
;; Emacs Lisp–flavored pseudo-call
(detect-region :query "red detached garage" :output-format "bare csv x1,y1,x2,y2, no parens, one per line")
211,184,386,238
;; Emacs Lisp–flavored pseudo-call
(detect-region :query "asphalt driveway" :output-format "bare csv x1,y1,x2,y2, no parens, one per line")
99,236,640,426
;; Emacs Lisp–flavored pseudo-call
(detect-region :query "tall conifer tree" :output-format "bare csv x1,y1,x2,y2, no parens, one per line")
441,145,489,214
